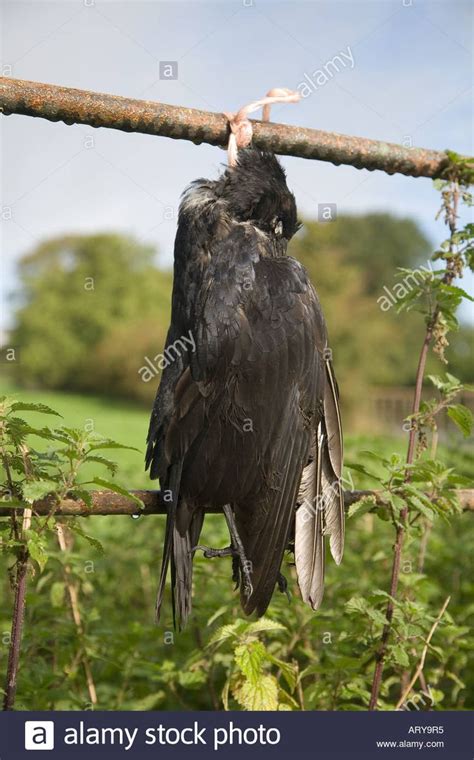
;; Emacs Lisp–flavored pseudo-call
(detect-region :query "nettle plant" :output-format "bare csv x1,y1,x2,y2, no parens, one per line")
207,618,299,711
0,400,141,709
346,155,474,710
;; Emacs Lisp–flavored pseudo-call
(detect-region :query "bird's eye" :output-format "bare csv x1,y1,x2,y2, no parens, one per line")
274,220,283,237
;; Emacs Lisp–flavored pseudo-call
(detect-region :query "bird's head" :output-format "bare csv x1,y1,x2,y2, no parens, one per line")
220,149,300,252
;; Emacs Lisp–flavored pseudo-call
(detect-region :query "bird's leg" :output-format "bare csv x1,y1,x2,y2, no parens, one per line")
191,505,253,597
277,572,291,602
192,545,233,559
222,504,253,599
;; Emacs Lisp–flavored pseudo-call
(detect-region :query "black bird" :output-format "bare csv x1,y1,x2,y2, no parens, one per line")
146,149,344,629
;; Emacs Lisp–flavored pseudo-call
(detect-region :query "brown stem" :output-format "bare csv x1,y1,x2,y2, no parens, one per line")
56,524,97,706
368,327,433,710
417,431,438,574
0,447,20,542
3,503,32,711
3,550,29,710
395,596,450,710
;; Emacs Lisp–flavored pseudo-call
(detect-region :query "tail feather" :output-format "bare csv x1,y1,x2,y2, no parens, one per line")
156,461,205,630
170,528,191,629
170,511,204,630
155,461,183,623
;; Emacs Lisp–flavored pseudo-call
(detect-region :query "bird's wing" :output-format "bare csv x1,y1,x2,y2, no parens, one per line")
145,183,219,627
161,223,263,480
145,183,216,479
295,334,344,610
190,224,260,382
224,253,327,617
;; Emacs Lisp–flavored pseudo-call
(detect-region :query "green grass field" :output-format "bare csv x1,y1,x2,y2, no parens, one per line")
0,377,149,489
1,376,470,487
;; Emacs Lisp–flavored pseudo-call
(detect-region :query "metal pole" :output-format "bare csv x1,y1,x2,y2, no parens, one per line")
0,489,472,517
0,77,455,179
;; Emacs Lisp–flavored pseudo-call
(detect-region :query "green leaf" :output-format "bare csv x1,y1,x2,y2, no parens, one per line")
233,674,278,710
345,596,367,615
345,461,381,482
71,521,104,554
235,641,265,684
366,607,389,627
50,581,65,608
129,692,165,711
22,480,57,503
441,284,474,302
266,653,298,692
178,670,206,689
447,404,473,437
70,488,93,508
89,439,140,453
244,619,286,636
83,454,118,475
348,495,376,519
10,402,62,417
26,532,48,571
404,492,435,520
209,621,245,646
391,644,410,668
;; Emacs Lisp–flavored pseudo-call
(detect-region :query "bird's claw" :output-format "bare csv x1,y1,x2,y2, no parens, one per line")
243,576,253,599
192,542,253,599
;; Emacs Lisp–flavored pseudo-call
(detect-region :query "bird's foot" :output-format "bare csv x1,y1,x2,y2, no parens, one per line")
192,544,253,599
192,545,234,559
277,572,291,602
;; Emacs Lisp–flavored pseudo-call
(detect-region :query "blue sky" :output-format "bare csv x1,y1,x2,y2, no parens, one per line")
1,0,473,331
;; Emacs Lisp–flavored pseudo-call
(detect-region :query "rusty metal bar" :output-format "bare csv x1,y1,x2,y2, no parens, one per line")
0,77,456,179
0,489,472,517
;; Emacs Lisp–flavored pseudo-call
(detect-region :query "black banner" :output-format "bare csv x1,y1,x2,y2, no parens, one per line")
0,710,472,759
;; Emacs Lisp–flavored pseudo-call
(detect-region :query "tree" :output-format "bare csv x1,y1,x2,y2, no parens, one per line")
11,233,171,400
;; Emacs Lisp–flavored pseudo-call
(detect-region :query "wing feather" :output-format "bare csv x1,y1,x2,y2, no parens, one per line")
294,353,345,609
322,358,345,564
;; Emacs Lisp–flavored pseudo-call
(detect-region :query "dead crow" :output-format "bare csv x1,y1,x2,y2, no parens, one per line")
146,148,344,629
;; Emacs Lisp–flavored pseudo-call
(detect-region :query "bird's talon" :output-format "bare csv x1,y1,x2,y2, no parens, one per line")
244,582,253,599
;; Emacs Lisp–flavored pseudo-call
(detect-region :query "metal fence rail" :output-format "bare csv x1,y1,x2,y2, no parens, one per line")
0,489,472,517
0,77,458,179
